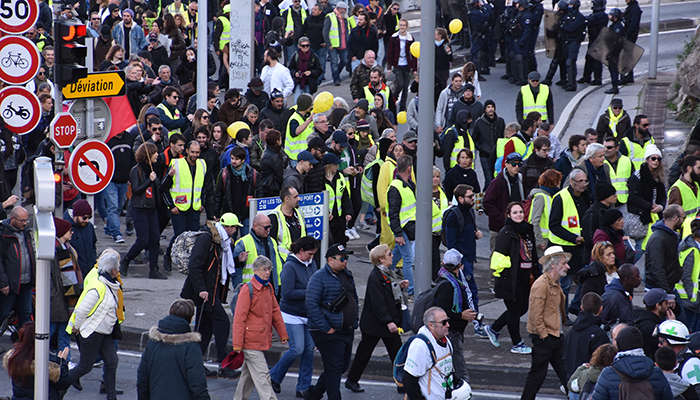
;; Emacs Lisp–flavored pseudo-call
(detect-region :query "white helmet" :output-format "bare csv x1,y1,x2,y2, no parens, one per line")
450,379,473,400
656,320,690,345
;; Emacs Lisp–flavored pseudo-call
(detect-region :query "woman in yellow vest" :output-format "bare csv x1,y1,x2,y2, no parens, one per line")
528,169,562,259
377,143,405,249
677,219,700,332
324,152,352,246
431,166,449,280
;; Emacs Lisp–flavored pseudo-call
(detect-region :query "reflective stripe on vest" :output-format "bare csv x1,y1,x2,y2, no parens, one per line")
235,234,283,284
273,205,307,259
66,270,111,334
605,156,632,203
170,158,206,212
621,136,655,169
549,188,581,246
520,84,549,121
326,12,341,48
493,137,510,177
219,16,230,50
670,179,700,218
528,192,551,239
448,128,475,169
432,187,448,232
326,176,348,215
676,247,700,302
361,158,383,206
364,86,390,109
285,8,307,32
285,111,315,160
387,179,416,227
157,103,183,135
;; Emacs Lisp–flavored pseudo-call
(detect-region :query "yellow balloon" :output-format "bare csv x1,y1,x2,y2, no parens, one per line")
410,41,420,58
397,111,407,125
227,121,249,138
313,91,334,113
449,19,463,34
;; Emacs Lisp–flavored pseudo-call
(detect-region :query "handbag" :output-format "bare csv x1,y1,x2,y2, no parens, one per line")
111,322,123,340
322,287,349,313
623,212,647,239
181,81,195,97
624,238,636,264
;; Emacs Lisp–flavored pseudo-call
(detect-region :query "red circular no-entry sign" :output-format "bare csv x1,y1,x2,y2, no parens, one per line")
69,140,115,194
0,86,41,135
0,35,40,84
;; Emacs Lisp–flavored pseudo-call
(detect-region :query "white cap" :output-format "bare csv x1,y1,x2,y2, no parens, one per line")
644,144,662,160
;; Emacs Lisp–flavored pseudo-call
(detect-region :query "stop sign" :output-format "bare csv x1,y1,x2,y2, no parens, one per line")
50,113,78,149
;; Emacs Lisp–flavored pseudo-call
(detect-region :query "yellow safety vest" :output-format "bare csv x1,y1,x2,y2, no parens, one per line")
549,188,581,246
170,158,206,212
348,15,357,28
605,155,633,204
285,7,307,33
364,85,390,109
490,251,511,277
66,269,122,334
361,158,384,206
670,179,700,237
218,16,230,50
285,111,314,160
607,107,623,137
327,176,349,215
386,179,416,227
447,127,475,169
326,12,345,48
235,234,283,285
528,192,551,240
494,136,529,177
676,246,700,303
157,103,183,135
520,84,549,121
272,205,307,260
432,187,448,233
621,136,655,169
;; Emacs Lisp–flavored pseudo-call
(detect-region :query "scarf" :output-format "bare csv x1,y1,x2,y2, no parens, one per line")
540,185,559,196
378,265,403,303
357,133,372,150
297,50,311,89
255,274,270,286
230,163,248,182
585,160,607,199
505,217,531,238
216,222,235,285
607,107,623,135
437,267,475,313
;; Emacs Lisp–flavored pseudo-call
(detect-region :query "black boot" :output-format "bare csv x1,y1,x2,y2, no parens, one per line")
604,85,619,94
149,266,168,280
556,60,567,85
541,61,557,85
565,59,577,91
119,259,129,277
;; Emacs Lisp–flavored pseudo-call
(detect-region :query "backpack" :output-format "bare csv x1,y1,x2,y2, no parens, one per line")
410,280,452,333
520,195,532,219
229,281,254,327
611,366,655,400
171,231,208,274
393,334,436,388
441,205,464,247
579,378,596,400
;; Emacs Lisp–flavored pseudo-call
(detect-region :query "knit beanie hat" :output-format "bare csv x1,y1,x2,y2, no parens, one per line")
72,199,92,217
616,326,644,351
484,99,496,109
296,93,313,111
644,144,662,160
600,208,623,228
54,218,72,238
595,181,616,201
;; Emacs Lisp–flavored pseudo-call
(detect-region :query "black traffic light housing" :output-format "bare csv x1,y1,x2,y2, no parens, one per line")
55,21,88,86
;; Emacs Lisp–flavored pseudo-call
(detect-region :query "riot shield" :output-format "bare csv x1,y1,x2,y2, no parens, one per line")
587,26,644,75
543,10,560,59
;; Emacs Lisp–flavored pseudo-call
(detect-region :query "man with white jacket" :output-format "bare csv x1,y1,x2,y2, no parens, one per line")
260,48,295,104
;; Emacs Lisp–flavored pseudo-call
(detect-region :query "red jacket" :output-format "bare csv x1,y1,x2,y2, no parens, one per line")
232,279,288,351
386,31,417,71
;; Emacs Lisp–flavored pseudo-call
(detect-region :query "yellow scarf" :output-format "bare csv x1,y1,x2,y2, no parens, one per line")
608,107,623,137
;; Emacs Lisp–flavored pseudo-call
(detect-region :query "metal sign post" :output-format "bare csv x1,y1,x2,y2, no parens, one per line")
33,156,56,400
196,0,208,109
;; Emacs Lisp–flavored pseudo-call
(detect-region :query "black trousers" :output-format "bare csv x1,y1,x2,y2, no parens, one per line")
347,185,362,229
520,334,568,400
196,296,231,363
347,332,402,383
70,332,119,399
492,283,530,345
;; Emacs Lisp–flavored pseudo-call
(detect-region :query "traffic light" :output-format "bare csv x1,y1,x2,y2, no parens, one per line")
55,21,88,86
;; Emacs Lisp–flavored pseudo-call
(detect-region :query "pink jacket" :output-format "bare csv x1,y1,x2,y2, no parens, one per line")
232,279,288,351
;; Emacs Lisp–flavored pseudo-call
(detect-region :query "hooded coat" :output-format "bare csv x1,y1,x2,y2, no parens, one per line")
137,315,209,400
180,222,227,311
591,351,673,400
600,278,635,324
260,99,293,134
63,210,97,277
563,311,609,378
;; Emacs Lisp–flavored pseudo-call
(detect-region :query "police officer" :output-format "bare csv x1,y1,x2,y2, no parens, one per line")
527,0,544,73
578,0,607,86
510,0,533,86
541,0,568,86
468,0,493,78
621,0,642,84
558,0,586,92
499,4,518,82
604,9,625,94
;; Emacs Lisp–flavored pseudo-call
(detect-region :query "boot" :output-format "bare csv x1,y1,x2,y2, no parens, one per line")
604,85,619,94
458,31,470,50
556,60,567,85
514,54,527,85
149,265,168,280
564,59,577,91
541,61,557,85
119,259,129,277
508,53,518,84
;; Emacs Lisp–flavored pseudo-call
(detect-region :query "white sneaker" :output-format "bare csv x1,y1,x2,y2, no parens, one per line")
350,227,360,239
345,229,353,240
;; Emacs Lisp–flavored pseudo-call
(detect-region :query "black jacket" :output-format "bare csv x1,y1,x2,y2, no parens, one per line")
198,145,220,183
387,176,416,240
257,146,287,198
244,89,270,114
627,163,666,224
287,50,324,94
600,278,635,324
306,161,326,194
129,163,159,209
578,261,608,298
359,267,402,338
623,0,642,42
0,220,35,294
472,113,505,158
126,79,154,119
645,221,682,293
521,153,554,195
434,42,453,73
348,25,379,61
515,84,554,124
634,309,664,361
137,315,209,400
142,43,170,73
108,132,136,183
563,311,609,378
260,100,293,134
214,163,256,220
301,13,326,49
180,226,227,310
581,201,611,264
447,98,484,130
493,222,539,302
160,159,215,219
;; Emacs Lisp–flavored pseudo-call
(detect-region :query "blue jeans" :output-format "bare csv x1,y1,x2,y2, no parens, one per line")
270,323,315,391
308,329,354,400
0,283,33,329
560,273,573,311
462,261,479,313
328,48,348,84
390,231,415,295
634,238,645,264
125,207,160,269
104,182,128,237
285,45,297,65
293,85,311,103
312,47,329,85
94,190,108,224
50,321,71,361
685,308,700,333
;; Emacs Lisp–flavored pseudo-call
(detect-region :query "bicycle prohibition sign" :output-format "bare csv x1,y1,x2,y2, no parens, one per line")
1,52,29,69
0,35,40,85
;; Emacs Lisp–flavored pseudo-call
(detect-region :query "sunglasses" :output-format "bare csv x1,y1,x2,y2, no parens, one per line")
151,127,162,132
37,71,45,75
465,194,475,199
260,225,272,230
81,215,93,220
202,115,209,119
431,319,449,326
641,123,650,127
149,38,158,42
171,96,179,99
612,106,622,110
92,17,100,20
530,79,540,83
335,256,349,262
649,156,662,162
300,44,309,48
605,145,616,150
510,162,522,167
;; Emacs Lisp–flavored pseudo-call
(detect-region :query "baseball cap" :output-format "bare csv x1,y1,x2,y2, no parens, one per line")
443,249,463,266
403,130,418,143
297,150,319,164
643,288,675,306
505,152,523,162
332,130,349,147
322,153,341,165
326,243,354,258
308,136,330,152
220,213,243,227
249,77,264,91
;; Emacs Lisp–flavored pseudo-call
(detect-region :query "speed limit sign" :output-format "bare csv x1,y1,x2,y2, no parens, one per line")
0,0,39,35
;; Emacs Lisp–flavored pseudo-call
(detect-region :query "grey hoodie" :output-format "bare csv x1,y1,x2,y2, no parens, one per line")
282,165,307,194
434,84,466,130
678,235,700,313
664,371,691,398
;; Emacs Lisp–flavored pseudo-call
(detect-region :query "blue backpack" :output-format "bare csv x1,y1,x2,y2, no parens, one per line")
393,334,437,388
